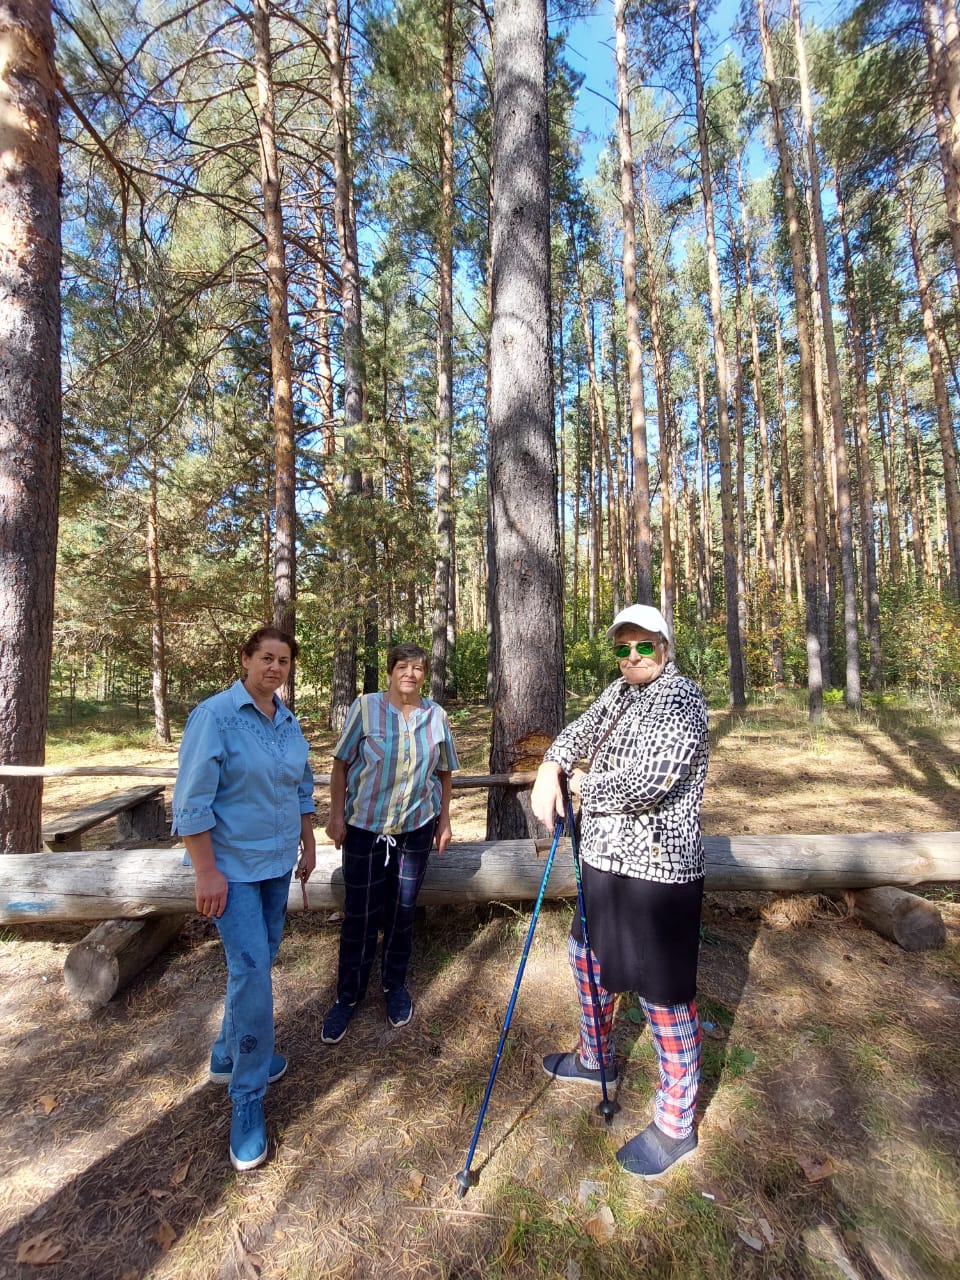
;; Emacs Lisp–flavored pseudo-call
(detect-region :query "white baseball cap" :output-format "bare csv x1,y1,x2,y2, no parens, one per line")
605,604,670,641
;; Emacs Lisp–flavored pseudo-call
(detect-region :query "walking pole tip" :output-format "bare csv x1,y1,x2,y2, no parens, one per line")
597,1097,620,1125
454,1168,477,1199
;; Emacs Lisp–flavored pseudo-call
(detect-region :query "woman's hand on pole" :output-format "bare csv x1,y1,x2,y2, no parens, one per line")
531,761,565,828
298,814,317,881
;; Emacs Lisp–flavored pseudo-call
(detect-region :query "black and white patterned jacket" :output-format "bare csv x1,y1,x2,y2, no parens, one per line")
544,663,709,884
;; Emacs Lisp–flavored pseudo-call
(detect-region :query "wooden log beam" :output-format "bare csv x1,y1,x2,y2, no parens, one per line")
845,887,947,952
1,831,959,924
0,765,538,789
63,915,188,1006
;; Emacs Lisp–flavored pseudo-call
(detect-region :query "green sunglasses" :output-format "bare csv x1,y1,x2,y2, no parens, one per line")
614,640,657,659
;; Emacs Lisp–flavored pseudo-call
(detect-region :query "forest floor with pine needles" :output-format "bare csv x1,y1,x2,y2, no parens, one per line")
2,694,960,1279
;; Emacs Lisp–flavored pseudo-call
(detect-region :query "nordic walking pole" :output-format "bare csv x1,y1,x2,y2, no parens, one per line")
565,788,620,1126
454,816,565,1199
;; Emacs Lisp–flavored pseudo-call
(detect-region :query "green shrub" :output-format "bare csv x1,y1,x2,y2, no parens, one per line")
451,629,488,701
880,583,960,700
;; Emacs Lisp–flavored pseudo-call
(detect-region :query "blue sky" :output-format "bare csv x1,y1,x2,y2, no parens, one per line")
562,0,841,176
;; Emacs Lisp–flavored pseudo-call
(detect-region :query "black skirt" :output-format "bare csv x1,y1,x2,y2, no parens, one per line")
570,861,704,1004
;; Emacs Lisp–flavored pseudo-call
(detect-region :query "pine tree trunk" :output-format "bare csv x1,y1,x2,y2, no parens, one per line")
251,0,297,681
614,0,653,605
899,167,960,592
0,2,61,854
757,0,824,719
326,0,366,725
793,0,860,707
690,0,746,707
836,177,882,687
922,0,960,296
486,0,564,840
738,158,783,683
146,463,171,744
431,0,456,704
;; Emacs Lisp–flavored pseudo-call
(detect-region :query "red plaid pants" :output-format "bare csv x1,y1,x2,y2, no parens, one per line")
568,935,701,1137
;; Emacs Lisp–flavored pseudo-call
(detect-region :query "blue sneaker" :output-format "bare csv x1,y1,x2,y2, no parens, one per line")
385,986,413,1028
616,1122,697,1179
209,1050,287,1084
229,1097,267,1171
321,1000,356,1044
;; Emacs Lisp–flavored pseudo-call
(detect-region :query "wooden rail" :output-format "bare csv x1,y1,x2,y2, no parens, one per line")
0,764,536,789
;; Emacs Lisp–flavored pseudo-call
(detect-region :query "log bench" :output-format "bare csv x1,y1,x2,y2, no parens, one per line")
42,784,168,852
40,785,176,1007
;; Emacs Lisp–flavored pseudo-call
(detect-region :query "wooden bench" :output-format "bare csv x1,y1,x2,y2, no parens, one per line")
42,784,167,852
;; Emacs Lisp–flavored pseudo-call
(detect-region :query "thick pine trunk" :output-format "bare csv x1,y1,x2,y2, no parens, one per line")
252,0,297,677
0,3,61,854
486,0,565,839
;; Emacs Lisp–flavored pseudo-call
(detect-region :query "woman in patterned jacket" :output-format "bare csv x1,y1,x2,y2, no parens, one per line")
531,603,709,1179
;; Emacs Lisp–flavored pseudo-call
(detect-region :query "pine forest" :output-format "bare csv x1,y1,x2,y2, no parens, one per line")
8,0,960,755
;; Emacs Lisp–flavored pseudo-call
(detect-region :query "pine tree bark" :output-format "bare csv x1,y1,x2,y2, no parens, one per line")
690,0,746,707
614,0,653,605
757,0,824,719
836,177,881,687
899,166,960,592
792,0,860,707
486,0,564,839
146,462,170,744
326,0,366,728
431,0,456,703
0,1,61,853
251,0,297,671
922,0,960,297
738,159,783,683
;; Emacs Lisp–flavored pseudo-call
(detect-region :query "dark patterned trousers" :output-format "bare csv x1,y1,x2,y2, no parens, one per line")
568,935,702,1137
336,820,435,1004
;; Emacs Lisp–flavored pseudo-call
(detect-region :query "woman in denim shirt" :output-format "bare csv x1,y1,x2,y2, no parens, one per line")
173,627,316,1172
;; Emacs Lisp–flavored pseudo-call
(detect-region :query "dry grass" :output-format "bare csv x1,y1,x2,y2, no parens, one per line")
2,694,959,1279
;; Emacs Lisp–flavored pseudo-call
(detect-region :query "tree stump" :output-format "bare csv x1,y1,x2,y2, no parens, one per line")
63,915,187,1007
846,887,947,952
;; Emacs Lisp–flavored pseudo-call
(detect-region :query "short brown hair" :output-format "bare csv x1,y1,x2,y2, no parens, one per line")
240,626,299,662
386,641,428,675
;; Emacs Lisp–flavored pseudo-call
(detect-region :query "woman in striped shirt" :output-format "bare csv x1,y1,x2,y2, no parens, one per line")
321,642,459,1043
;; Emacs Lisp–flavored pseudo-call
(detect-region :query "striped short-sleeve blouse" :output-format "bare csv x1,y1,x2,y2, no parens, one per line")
334,692,459,834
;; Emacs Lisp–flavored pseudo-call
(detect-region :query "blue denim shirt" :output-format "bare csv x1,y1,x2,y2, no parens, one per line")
173,680,315,882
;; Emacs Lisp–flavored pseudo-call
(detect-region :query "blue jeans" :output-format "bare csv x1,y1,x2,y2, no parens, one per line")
212,873,290,1102
336,820,435,1003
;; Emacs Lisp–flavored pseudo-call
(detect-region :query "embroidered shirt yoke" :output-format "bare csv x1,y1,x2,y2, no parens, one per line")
544,663,708,883
172,679,315,882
